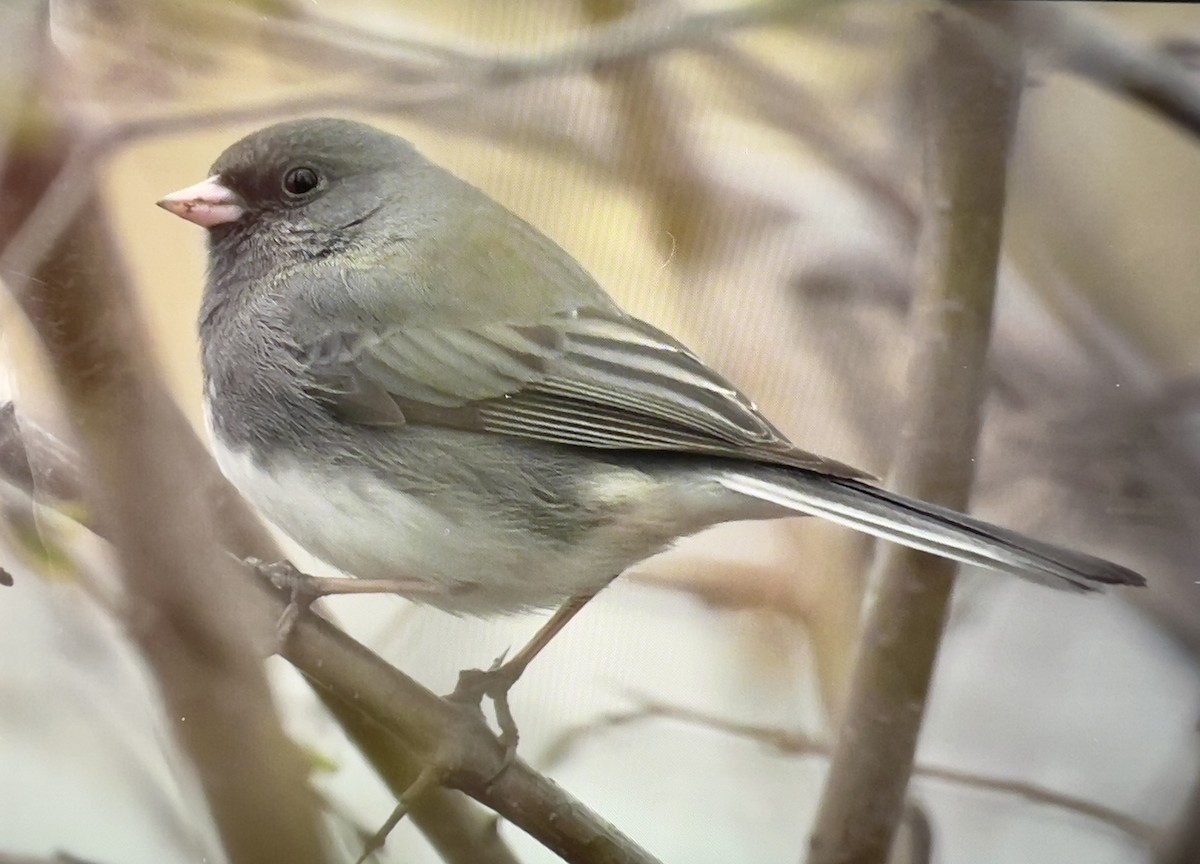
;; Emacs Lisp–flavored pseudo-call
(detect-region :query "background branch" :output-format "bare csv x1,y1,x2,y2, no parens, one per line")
807,6,1024,863
3,92,330,864
958,2,1200,140
548,699,1153,844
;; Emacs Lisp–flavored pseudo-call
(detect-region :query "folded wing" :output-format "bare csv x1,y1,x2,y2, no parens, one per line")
303,306,871,478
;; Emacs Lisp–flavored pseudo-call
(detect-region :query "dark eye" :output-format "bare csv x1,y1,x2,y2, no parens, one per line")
282,166,321,197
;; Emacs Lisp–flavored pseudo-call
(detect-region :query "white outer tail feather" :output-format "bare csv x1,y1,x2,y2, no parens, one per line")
716,471,1143,592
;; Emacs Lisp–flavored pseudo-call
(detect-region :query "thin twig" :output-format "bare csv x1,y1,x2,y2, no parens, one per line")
543,698,1155,845
355,763,444,864
954,1,1200,139
318,691,519,864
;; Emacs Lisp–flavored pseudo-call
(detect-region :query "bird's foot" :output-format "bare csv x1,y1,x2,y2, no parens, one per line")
447,651,525,769
246,559,433,649
245,558,319,648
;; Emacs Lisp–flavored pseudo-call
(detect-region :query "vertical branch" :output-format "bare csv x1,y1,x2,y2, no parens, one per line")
806,6,1023,864
3,110,332,864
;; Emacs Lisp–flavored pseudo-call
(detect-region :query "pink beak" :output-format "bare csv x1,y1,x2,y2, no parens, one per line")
157,176,245,228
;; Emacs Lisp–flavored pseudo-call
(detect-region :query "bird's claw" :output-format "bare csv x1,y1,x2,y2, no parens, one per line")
245,557,318,648
447,652,524,768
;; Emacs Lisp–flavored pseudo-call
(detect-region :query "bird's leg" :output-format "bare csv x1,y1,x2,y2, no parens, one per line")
245,558,429,646
448,590,599,763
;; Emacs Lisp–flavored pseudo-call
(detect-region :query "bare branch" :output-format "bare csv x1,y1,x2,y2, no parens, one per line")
545,699,1156,845
807,6,1024,862
955,1,1200,140
3,107,332,864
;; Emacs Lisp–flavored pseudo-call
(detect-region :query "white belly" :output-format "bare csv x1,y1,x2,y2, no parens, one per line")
213,437,596,613
203,402,732,615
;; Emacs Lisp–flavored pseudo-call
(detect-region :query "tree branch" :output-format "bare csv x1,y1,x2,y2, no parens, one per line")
807,5,1023,863
955,1,1200,140
317,692,520,864
543,699,1155,845
3,89,331,864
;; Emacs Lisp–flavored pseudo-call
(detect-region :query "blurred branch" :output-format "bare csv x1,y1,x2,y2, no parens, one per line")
0,403,84,506
629,531,867,722
955,1,1200,140
696,36,918,235
3,100,332,864
581,0,715,263
895,802,933,864
204,0,827,81
95,0,832,141
576,0,916,262
543,698,1156,845
0,0,45,173
807,6,1023,863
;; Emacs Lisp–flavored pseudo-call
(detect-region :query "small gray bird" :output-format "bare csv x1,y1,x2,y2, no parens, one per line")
158,118,1141,661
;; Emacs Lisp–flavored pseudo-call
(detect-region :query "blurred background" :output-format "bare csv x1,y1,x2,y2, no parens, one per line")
3,1,1200,862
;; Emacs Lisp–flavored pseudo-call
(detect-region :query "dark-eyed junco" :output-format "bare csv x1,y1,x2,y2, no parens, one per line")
158,117,1141,700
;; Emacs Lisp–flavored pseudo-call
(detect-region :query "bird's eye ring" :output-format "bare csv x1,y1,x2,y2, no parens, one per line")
282,166,321,197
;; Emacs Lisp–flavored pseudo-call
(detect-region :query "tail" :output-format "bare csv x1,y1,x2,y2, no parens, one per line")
717,470,1144,592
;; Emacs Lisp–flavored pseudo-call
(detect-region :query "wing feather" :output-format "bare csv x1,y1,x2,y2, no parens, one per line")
304,306,870,478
